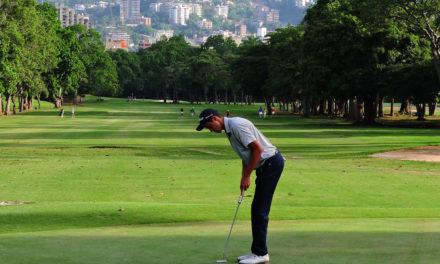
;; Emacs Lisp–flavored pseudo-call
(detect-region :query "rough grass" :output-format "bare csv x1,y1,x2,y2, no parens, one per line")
0,96,439,263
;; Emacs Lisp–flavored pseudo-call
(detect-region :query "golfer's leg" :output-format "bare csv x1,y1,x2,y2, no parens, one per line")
251,154,284,255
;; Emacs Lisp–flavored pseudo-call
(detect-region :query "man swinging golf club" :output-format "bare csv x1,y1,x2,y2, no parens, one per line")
196,109,285,264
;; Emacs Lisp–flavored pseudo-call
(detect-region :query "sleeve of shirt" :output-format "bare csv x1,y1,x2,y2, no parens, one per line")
232,124,256,148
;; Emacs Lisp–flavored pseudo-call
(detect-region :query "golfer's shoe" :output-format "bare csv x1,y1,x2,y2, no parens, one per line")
237,252,254,262
238,254,269,264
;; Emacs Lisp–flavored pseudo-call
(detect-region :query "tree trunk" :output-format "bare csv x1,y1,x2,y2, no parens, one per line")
18,89,24,112
399,99,410,115
302,96,310,118
0,93,3,116
415,103,426,120
428,102,437,116
29,97,33,110
12,94,17,115
431,51,440,84
203,85,208,103
328,99,334,116
232,89,237,105
292,100,298,113
224,89,228,105
73,91,78,105
214,87,218,104
348,97,361,122
266,99,272,115
390,98,394,116
5,94,11,115
337,100,346,117
163,84,168,103
241,91,243,106
173,85,178,104
378,97,384,117
363,95,377,124
0,92,3,116
318,99,325,115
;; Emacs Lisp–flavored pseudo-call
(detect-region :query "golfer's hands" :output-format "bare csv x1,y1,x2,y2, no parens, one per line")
240,175,250,194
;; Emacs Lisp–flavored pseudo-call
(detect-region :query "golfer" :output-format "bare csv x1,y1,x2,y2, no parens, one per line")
196,109,284,264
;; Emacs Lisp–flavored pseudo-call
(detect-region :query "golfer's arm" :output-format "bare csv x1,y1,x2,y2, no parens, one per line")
242,140,263,178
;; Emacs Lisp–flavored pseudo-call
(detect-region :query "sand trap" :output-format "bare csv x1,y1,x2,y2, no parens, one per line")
371,146,440,162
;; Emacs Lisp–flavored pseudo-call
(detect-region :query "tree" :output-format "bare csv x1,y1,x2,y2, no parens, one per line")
142,35,193,103
50,27,86,108
302,0,419,123
232,37,269,105
109,49,143,97
385,0,440,83
266,26,304,113
69,24,120,102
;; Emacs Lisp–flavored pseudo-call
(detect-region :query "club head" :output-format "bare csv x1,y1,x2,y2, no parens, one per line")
216,260,227,263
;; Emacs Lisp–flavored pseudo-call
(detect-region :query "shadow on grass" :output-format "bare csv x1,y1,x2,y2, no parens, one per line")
0,228,439,264
1,127,440,141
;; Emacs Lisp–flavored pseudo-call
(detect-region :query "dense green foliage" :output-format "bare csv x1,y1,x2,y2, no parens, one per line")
0,0,119,115
1,0,439,124
109,0,439,123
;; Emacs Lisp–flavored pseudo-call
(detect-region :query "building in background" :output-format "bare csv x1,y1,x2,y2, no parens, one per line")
154,30,174,41
255,6,279,24
55,3,91,28
169,4,189,26
120,0,141,25
295,0,315,8
235,23,246,37
107,30,132,44
257,27,267,40
189,3,202,17
265,9,279,24
105,37,128,51
197,19,213,31
215,4,228,18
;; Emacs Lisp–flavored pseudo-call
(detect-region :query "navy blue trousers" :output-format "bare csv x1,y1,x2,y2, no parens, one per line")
251,152,284,256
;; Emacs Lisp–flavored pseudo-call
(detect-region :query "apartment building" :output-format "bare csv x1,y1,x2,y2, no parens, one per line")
197,19,213,31
169,4,189,26
296,0,314,8
120,0,141,24
215,4,228,18
55,3,91,28
235,23,246,37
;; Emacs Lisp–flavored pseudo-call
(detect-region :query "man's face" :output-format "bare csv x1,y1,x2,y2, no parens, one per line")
204,116,222,133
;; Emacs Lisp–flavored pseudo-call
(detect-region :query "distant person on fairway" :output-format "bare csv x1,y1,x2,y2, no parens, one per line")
59,109,64,118
180,108,184,117
226,109,230,117
271,106,275,118
190,107,195,117
71,107,75,118
196,109,284,264
258,107,263,118
263,108,267,119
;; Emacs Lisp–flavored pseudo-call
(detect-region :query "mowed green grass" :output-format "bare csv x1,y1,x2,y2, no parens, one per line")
1,97,440,263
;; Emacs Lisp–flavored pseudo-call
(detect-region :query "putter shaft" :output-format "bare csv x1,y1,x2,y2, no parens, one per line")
221,194,243,260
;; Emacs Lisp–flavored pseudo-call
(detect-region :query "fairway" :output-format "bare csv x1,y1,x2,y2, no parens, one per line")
1,97,440,263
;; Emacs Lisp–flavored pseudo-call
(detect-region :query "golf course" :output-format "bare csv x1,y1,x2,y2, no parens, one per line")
1,97,440,264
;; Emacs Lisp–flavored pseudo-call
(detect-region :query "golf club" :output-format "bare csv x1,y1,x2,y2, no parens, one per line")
216,193,243,263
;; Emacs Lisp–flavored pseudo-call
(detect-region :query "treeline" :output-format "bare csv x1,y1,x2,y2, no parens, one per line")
112,0,440,122
0,0,119,116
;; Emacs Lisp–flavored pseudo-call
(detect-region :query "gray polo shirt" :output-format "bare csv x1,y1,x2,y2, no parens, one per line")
224,117,277,168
